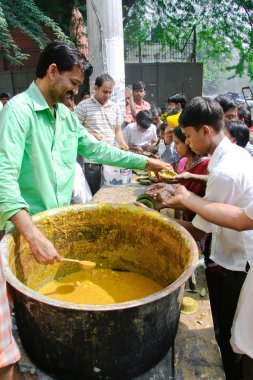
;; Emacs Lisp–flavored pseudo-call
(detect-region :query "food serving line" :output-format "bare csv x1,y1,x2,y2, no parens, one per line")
7,176,225,380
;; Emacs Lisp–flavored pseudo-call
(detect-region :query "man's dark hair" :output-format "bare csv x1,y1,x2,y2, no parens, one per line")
132,81,145,91
167,93,187,109
225,121,249,148
167,108,181,116
159,122,168,132
179,97,224,132
136,110,152,129
36,41,93,78
237,103,252,128
95,73,114,88
0,92,10,100
81,89,90,98
214,95,237,113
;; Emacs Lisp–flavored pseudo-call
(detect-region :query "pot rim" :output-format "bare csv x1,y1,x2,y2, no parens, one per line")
1,203,199,311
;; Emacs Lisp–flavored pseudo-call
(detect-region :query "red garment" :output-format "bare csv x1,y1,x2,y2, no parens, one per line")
180,156,210,221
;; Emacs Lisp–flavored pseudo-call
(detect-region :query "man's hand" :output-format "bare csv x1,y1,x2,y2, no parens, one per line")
174,172,192,180
146,158,174,178
27,227,62,264
10,210,62,265
119,142,129,150
146,184,190,210
92,132,102,141
125,87,133,99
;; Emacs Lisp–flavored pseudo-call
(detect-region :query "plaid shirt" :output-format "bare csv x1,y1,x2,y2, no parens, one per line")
0,263,20,367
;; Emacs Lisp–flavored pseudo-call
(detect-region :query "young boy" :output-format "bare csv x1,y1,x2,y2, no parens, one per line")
154,187,253,380
151,97,253,380
125,81,151,123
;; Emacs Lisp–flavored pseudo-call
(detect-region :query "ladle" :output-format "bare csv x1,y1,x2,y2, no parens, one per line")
61,258,96,269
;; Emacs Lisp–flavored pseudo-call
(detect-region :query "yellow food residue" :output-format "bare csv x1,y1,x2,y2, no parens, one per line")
38,268,163,305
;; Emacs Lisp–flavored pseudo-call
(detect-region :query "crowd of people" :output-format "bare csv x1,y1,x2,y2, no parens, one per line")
1,39,253,380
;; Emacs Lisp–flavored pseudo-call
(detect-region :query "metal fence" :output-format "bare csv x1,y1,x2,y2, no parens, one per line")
124,27,196,64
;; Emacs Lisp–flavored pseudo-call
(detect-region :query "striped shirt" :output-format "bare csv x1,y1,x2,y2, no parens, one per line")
75,96,123,146
0,263,20,367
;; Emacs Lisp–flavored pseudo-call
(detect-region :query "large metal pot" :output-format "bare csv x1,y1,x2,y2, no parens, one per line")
1,204,198,379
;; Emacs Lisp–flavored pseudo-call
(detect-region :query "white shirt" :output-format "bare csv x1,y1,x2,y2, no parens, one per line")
193,137,253,271
231,202,253,358
123,122,157,147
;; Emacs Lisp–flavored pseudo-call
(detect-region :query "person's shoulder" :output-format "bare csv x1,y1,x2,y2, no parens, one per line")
126,122,137,130
2,91,34,118
143,100,151,108
75,97,92,109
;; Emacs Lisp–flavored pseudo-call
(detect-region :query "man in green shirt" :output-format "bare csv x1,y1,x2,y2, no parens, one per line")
0,40,173,379
0,41,172,264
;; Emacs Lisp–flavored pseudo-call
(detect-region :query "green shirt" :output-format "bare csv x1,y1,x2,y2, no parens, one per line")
0,82,147,230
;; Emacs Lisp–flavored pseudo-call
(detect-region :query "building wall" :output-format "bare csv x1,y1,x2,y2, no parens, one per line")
125,62,203,109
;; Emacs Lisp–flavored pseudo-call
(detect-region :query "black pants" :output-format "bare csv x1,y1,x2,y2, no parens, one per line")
77,155,102,196
84,163,102,196
243,355,253,380
206,266,248,380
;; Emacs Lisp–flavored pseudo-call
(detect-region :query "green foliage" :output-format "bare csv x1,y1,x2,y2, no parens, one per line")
34,0,86,37
124,0,253,79
202,56,228,95
0,0,69,66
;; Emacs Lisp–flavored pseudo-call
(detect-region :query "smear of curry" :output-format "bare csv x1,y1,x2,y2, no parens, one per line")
38,268,163,305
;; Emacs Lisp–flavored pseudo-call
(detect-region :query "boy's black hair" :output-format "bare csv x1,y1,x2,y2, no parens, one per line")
167,108,181,116
159,122,168,132
36,40,93,78
237,103,252,128
179,96,224,132
225,121,249,148
136,110,152,129
95,73,114,87
214,95,237,113
132,81,145,91
0,92,10,99
167,93,187,109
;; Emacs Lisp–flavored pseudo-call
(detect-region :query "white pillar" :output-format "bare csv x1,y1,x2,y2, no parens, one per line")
86,0,125,114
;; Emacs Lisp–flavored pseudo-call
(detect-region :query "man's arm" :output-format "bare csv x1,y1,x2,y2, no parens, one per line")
0,107,61,265
125,87,137,120
175,219,206,241
77,123,174,172
10,210,62,264
161,185,253,231
115,124,129,149
175,172,208,182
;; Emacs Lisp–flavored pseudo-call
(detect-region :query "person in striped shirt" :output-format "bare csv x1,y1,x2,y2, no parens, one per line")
75,74,128,195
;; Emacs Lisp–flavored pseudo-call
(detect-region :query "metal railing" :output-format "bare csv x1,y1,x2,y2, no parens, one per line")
124,27,196,64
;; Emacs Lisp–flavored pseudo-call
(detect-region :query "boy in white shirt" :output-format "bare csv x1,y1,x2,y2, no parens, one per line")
150,97,253,380
156,187,253,380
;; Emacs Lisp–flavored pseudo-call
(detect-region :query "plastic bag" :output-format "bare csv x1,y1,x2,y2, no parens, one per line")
72,163,92,204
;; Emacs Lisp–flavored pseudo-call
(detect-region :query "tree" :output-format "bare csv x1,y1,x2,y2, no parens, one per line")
0,0,68,66
123,0,253,80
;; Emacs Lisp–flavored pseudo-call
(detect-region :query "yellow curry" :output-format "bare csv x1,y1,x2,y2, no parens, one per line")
38,268,163,305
